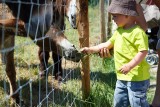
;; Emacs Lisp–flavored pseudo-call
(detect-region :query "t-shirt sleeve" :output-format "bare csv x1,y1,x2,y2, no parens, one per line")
134,31,148,52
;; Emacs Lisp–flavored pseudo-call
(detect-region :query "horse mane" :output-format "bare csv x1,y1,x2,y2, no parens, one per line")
53,0,67,30
55,0,66,16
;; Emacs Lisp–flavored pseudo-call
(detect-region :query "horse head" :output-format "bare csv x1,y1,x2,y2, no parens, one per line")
51,26,82,62
41,25,82,62
55,0,78,29
65,0,78,29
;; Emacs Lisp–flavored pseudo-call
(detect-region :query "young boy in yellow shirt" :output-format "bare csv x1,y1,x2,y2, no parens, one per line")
81,0,150,106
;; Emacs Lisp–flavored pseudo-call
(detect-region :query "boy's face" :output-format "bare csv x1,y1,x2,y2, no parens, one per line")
111,14,128,27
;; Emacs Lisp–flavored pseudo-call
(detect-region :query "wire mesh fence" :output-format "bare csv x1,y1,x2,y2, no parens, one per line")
0,1,84,106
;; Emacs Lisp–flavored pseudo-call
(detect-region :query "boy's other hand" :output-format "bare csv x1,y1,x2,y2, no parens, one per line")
99,48,111,58
119,64,131,75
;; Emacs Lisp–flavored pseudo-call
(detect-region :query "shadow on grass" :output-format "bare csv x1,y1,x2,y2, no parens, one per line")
90,71,117,89
0,76,86,107
0,64,83,107
0,61,116,107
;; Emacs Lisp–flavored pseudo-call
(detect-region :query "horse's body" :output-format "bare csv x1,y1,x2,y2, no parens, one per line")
5,0,77,38
0,0,80,104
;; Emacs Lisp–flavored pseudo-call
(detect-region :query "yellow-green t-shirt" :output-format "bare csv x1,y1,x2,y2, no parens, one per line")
109,25,150,81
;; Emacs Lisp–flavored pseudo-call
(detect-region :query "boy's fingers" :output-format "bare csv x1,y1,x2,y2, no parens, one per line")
79,48,85,52
119,67,122,72
103,48,107,57
79,49,84,53
103,48,111,57
99,48,112,58
119,68,126,74
99,49,103,57
80,48,87,53
106,49,111,57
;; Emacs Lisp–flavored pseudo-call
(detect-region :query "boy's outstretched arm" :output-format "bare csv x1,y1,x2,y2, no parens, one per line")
119,50,148,74
80,41,113,55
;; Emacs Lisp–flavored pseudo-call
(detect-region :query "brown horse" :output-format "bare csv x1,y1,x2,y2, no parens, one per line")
0,0,80,104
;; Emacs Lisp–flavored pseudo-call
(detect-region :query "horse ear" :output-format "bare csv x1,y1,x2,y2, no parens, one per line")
52,28,56,33
52,26,59,33
55,0,65,15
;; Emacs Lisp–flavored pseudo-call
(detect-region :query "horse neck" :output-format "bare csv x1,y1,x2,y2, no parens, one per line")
53,0,66,30
55,0,67,15
6,0,52,23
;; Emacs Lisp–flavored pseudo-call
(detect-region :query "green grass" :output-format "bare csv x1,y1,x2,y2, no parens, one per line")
0,6,156,107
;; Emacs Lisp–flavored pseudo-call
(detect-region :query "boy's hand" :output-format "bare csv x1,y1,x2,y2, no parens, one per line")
119,64,131,75
99,48,111,58
80,47,90,54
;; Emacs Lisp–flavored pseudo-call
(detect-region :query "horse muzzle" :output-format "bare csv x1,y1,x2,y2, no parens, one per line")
58,39,82,62
63,48,82,62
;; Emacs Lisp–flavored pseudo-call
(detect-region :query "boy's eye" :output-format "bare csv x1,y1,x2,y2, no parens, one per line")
112,15,117,18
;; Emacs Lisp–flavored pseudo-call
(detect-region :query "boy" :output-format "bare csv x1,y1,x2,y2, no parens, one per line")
80,0,150,106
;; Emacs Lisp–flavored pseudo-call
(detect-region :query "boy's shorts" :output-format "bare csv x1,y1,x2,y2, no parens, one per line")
114,80,150,107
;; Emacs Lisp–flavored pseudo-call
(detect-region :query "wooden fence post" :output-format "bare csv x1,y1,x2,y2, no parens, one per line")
77,0,90,99
100,0,106,42
107,0,112,39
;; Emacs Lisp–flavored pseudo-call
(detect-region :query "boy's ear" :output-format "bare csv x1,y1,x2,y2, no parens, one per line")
108,13,112,16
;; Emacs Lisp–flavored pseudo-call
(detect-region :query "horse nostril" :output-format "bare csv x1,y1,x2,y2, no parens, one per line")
71,15,76,20
71,15,74,19
72,45,76,48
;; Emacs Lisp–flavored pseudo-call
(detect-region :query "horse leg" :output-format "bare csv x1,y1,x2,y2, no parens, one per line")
0,19,24,104
38,48,50,78
5,49,20,104
52,52,62,81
